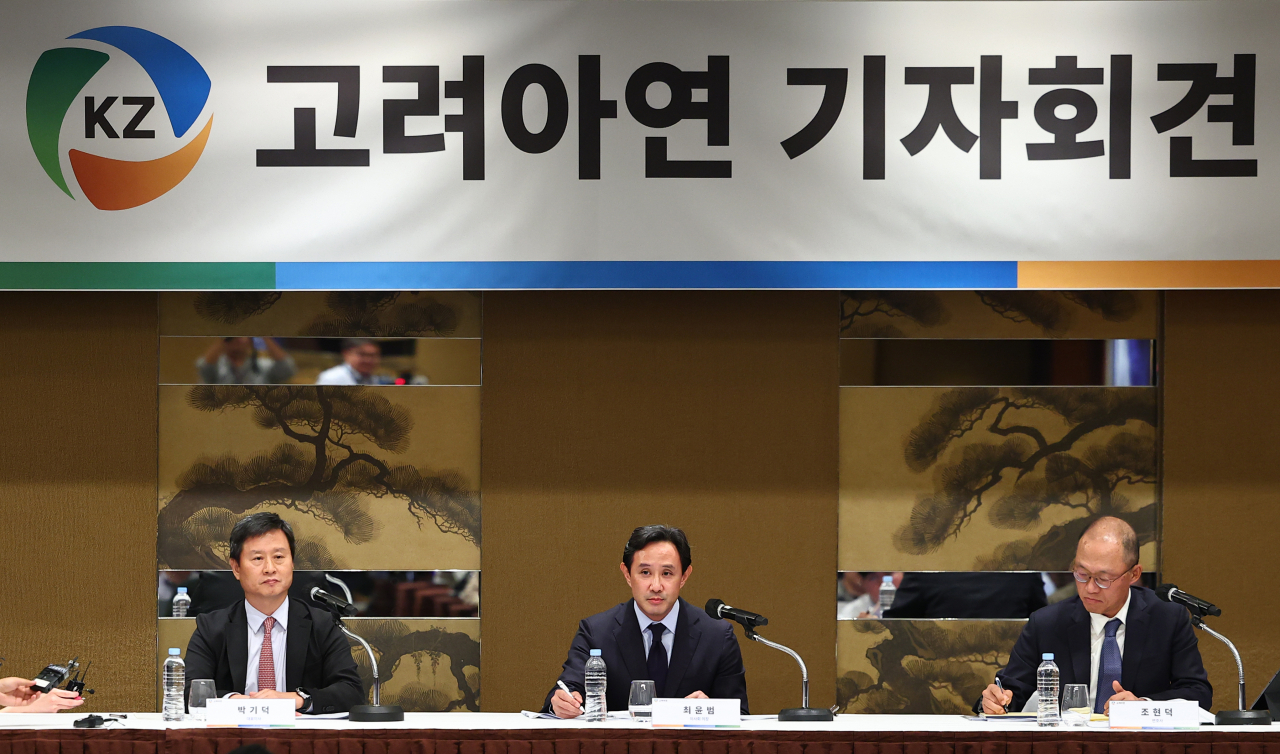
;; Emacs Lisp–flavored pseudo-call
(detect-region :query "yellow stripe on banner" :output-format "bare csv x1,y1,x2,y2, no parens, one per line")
1018,261,1280,289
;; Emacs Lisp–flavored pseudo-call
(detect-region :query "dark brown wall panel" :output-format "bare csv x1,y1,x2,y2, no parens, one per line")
0,292,158,711
481,291,839,714
1163,290,1280,712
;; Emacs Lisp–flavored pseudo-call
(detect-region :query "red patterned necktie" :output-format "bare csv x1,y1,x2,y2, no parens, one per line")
258,616,277,692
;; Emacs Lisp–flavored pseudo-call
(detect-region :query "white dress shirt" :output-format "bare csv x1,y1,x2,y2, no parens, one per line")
244,598,290,694
317,363,372,385
634,599,679,665
1088,591,1131,704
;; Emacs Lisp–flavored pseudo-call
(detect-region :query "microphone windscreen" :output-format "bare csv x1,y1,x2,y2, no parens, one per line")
705,599,725,618
1155,584,1176,601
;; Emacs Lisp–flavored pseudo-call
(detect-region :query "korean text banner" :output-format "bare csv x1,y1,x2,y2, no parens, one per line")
1,1,1276,290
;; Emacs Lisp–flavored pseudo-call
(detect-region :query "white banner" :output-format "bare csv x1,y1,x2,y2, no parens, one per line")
1,1,1276,288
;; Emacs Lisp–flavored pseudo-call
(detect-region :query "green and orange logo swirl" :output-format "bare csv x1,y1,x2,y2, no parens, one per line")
26,26,212,210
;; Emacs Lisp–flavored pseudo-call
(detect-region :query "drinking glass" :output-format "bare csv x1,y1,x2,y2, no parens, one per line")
188,679,217,723
1061,684,1090,726
629,680,656,721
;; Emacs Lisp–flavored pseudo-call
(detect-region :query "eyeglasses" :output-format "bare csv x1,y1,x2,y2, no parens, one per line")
1072,567,1134,589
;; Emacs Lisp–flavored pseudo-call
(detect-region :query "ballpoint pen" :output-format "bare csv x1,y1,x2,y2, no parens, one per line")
994,677,1011,713
557,680,585,713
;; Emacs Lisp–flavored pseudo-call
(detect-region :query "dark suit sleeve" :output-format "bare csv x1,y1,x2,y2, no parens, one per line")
881,576,925,619
305,616,365,714
184,614,230,703
707,621,749,715
973,614,1042,714
1145,608,1213,710
541,619,595,713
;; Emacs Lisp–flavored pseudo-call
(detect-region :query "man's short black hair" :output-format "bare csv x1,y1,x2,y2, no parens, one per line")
340,338,377,352
622,525,692,573
229,512,296,562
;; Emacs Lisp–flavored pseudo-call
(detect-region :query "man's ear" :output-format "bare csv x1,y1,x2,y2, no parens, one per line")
679,564,693,589
620,561,632,586
229,557,241,580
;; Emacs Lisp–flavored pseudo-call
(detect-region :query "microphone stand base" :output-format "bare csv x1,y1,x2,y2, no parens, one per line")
1215,709,1270,726
349,704,405,722
779,707,834,722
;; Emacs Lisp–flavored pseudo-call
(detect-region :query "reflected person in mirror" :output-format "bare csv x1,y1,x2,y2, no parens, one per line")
316,339,384,385
978,517,1211,715
183,512,364,714
197,337,296,384
543,525,749,718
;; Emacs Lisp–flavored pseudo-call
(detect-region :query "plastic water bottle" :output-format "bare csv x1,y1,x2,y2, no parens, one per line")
171,587,191,618
584,649,607,722
1037,653,1060,727
877,575,897,618
162,648,185,721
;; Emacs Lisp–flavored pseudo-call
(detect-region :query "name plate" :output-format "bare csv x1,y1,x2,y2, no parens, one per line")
1109,700,1200,730
651,697,740,728
205,697,296,727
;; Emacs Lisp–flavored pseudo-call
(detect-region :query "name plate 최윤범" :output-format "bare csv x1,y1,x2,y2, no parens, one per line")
205,697,296,727
651,697,740,728
1109,700,1200,730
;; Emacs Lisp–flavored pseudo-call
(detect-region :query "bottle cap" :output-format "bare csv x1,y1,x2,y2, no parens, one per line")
169,648,182,656
883,576,893,583
177,587,187,593
1042,653,1054,660
590,649,602,656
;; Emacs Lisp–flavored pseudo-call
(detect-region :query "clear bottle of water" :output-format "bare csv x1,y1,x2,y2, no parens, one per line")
172,587,191,618
877,575,897,618
162,647,185,722
584,649,607,722
1037,652,1060,727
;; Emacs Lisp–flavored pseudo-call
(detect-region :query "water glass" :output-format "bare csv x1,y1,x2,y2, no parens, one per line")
188,679,217,722
629,680,656,721
1061,684,1090,726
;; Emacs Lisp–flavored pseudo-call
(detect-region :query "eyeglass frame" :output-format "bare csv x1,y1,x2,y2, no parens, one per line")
1071,562,1138,589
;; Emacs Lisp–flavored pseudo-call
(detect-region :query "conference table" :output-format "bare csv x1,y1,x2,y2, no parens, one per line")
2,713,1278,754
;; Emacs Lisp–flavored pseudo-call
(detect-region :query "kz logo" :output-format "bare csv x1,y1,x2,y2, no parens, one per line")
26,26,212,210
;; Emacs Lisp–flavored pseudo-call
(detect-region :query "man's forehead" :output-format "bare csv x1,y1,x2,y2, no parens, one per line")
634,543,680,565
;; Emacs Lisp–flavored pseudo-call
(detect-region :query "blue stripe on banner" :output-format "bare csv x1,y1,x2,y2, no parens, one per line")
276,262,1017,290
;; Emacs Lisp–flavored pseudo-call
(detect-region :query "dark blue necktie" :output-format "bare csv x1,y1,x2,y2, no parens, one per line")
647,623,668,696
1095,618,1123,713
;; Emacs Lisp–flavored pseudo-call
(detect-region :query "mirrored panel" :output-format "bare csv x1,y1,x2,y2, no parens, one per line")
840,339,1154,386
159,336,482,386
159,570,478,618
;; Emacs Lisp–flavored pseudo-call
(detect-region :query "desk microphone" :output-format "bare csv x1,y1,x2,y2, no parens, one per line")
1156,584,1222,617
705,599,769,628
310,587,358,617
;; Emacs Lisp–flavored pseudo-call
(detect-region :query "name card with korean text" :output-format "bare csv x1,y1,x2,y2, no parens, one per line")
1109,700,1200,730
205,697,296,727
651,697,741,728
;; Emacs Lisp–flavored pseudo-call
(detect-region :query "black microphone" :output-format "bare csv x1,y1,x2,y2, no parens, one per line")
1156,583,1222,617
705,598,769,628
310,586,358,617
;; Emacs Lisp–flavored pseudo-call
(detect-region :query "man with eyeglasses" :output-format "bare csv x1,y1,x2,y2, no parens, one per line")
977,517,1211,715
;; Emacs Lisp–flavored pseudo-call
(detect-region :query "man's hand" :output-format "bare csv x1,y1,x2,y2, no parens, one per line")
248,690,304,710
1103,681,1139,714
550,688,584,719
685,691,709,700
980,683,1013,715
0,678,38,707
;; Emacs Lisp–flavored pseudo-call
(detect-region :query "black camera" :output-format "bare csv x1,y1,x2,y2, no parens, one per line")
30,657,78,693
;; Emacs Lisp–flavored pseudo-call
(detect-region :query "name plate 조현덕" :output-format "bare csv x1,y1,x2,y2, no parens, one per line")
1109,700,1200,730
651,697,740,728
205,697,296,727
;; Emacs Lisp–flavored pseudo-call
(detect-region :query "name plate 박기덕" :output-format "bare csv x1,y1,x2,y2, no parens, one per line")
1109,700,1200,730
205,697,296,726
651,697,740,728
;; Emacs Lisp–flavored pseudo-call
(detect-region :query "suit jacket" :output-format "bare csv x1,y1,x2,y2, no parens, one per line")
184,599,365,714
976,586,1212,712
884,572,1047,619
542,598,749,714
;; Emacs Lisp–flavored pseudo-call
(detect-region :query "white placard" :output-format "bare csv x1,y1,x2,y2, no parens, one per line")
651,697,741,728
205,697,296,727
1108,699,1200,730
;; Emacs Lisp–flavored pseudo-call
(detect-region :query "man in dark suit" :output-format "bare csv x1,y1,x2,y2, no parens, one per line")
979,517,1211,714
885,572,1047,619
543,525,748,717
184,513,364,714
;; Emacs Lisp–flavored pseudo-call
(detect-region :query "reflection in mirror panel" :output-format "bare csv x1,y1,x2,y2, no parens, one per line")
840,339,1155,386
159,570,478,618
837,570,1160,619
158,336,482,386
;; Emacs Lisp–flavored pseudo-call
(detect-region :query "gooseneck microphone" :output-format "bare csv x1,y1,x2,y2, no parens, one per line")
705,599,769,628
1155,584,1222,618
310,587,358,617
